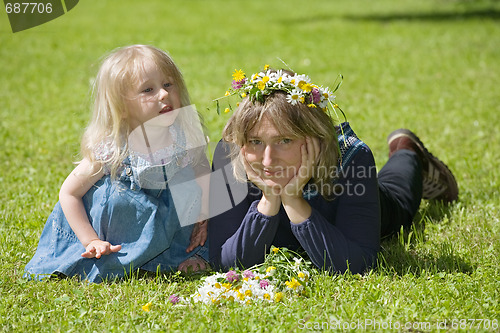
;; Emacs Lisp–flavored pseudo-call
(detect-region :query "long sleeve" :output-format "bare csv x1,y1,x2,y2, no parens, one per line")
209,135,381,274
219,200,281,268
290,146,381,273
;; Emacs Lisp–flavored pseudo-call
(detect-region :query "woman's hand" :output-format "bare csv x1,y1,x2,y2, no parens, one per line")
81,239,122,259
282,137,320,198
242,147,281,216
186,220,208,253
281,137,320,223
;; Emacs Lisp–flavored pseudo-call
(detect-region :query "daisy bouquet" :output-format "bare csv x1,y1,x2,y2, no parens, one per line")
188,246,313,305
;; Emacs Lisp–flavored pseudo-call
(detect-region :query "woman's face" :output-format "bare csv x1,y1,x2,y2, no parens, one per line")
243,115,305,188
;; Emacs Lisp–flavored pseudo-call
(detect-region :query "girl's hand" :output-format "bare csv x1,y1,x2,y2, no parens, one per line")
186,220,207,253
282,137,320,199
242,148,282,216
81,239,122,259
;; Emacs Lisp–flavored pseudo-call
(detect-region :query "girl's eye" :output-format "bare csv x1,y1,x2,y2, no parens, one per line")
163,83,172,89
142,88,153,93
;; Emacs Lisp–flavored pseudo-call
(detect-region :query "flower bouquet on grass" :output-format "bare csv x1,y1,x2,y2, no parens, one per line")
189,246,313,305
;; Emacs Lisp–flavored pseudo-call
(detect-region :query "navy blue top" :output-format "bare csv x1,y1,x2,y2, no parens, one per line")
208,123,381,274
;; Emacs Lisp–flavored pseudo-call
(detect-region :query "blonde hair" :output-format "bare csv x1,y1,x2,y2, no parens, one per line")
222,90,340,199
81,44,201,178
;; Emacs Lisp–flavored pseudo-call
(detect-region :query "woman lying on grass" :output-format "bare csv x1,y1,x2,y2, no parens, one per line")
209,67,458,273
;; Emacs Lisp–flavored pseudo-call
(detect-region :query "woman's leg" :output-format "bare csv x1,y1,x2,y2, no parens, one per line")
379,128,459,237
378,150,423,237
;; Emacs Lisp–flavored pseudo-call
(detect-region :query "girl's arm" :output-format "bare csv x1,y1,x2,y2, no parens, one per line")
59,158,121,258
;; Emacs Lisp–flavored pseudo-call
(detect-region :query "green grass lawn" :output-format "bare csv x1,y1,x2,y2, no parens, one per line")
1,0,500,331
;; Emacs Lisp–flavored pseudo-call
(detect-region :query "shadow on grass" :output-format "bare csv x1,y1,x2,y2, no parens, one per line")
284,7,500,25
377,201,474,276
343,8,500,22
37,267,211,285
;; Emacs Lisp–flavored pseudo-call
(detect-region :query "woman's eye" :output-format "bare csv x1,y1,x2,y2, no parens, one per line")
248,139,261,145
279,138,292,144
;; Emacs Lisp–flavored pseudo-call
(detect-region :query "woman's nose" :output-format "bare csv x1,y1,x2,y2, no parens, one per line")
261,145,275,166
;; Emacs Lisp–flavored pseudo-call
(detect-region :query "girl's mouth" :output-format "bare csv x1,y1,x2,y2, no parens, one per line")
160,106,173,114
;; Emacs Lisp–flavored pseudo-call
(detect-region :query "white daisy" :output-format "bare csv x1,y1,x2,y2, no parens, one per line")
286,89,303,105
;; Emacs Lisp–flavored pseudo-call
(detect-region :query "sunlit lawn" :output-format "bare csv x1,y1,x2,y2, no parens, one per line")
1,0,499,331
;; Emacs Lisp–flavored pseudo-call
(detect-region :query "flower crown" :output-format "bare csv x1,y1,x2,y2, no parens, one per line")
216,65,342,114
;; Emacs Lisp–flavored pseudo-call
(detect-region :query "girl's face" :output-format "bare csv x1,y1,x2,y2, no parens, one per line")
125,61,181,129
243,115,305,188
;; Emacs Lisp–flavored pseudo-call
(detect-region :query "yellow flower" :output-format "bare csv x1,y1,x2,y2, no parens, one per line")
245,289,252,297
264,293,271,300
298,81,312,92
285,278,302,290
274,292,284,303
298,272,309,281
224,108,230,113
257,81,266,90
264,64,270,70
266,266,276,274
222,283,232,289
232,69,245,81
142,302,152,312
272,247,279,254
225,90,230,96
262,76,270,83
307,104,317,108
215,282,221,289
241,92,246,98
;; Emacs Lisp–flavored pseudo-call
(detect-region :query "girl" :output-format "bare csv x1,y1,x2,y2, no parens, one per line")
209,67,458,273
25,45,210,282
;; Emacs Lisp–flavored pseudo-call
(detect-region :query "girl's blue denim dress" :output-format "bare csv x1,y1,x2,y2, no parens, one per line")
24,157,208,283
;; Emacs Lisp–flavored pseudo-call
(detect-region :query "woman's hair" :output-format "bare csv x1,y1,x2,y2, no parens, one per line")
80,44,200,178
222,89,340,199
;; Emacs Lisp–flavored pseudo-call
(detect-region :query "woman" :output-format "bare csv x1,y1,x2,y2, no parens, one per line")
208,67,458,274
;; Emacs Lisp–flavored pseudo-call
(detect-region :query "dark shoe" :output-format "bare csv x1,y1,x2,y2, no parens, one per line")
387,129,458,203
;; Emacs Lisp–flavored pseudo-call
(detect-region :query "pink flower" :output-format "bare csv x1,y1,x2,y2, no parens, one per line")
226,270,240,283
311,87,321,104
259,279,270,289
242,270,255,279
232,79,246,90
168,294,180,304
